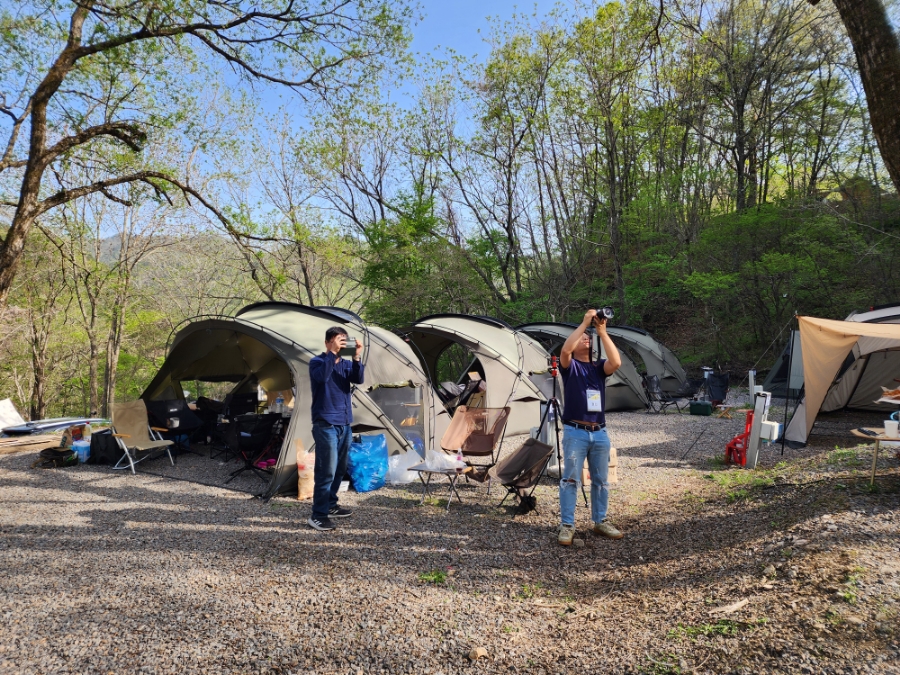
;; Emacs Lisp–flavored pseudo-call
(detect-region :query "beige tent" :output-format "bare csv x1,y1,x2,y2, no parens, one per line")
402,314,556,438
785,316,900,444
143,302,445,497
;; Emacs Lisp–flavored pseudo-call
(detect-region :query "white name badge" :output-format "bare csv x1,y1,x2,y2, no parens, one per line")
586,389,603,412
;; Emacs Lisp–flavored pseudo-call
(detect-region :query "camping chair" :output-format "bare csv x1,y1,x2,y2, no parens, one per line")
672,378,704,400
224,413,282,484
145,398,203,457
111,400,175,474
441,380,483,414
707,373,732,418
439,406,511,488
493,438,555,515
643,374,685,414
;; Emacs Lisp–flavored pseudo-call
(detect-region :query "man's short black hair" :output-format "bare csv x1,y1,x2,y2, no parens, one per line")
325,326,348,342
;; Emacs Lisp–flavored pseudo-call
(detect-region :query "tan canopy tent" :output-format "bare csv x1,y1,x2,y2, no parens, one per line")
517,322,649,411
785,315,900,445
143,302,445,497
401,314,556,438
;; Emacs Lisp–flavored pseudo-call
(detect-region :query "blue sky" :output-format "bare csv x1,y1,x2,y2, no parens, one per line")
409,0,561,60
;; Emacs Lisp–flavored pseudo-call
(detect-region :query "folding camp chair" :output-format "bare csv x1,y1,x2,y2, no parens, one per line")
707,373,732,418
145,398,203,457
493,438,555,514
440,380,483,414
439,406,511,488
224,413,282,484
643,374,685,414
111,400,175,474
672,378,704,400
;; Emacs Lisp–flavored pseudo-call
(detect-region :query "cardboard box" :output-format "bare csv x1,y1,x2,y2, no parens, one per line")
689,401,713,416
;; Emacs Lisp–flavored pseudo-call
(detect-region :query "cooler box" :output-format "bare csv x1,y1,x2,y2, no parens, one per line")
689,401,713,416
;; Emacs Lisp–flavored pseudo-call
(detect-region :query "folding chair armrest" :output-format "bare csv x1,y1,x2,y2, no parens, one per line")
150,426,168,433
112,433,131,438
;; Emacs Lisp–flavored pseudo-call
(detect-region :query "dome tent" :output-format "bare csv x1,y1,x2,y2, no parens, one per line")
516,322,649,411
605,326,687,393
400,314,557,438
143,302,444,498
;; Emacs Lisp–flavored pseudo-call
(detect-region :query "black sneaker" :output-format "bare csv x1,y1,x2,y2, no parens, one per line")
307,516,336,531
329,506,353,518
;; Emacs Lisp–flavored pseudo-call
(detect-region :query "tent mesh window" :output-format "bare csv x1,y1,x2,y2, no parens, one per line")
368,383,425,451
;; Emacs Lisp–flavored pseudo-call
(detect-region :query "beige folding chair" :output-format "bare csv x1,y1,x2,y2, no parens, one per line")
439,406,511,487
111,400,175,474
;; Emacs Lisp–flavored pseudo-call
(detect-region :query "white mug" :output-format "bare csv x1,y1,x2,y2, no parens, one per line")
884,420,899,438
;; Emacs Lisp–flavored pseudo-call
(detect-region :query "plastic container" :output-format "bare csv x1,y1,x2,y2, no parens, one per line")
72,440,91,463
689,401,713,416
275,395,284,414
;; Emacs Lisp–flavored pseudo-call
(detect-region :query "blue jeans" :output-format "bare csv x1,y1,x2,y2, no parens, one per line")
311,422,352,519
559,426,610,526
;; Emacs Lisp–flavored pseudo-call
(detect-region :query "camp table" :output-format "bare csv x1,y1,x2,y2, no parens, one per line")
850,427,894,486
408,462,472,512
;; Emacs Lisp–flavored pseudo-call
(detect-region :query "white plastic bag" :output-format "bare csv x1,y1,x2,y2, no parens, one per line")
386,450,420,484
418,451,465,473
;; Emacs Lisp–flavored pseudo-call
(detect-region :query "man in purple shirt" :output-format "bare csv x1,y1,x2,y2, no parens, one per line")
557,309,623,546
307,326,364,532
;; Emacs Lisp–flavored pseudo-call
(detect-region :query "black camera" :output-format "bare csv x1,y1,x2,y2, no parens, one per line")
338,337,358,357
596,306,614,321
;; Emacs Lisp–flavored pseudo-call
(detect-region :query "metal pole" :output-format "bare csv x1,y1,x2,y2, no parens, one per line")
780,328,795,456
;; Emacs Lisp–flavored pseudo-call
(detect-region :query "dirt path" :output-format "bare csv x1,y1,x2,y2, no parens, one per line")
0,408,897,674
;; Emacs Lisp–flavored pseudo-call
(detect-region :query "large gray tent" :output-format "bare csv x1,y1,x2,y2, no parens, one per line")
402,315,556,437
606,326,687,393
143,302,444,498
517,322,649,411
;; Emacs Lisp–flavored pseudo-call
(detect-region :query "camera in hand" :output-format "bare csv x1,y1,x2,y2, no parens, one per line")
596,306,614,321
339,337,358,357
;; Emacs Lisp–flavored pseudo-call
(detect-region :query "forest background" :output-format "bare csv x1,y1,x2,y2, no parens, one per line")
1,0,898,420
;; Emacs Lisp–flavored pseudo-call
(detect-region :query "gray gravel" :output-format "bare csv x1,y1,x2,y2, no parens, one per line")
1,396,898,674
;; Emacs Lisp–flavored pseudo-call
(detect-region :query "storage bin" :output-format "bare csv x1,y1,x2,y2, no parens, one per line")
72,440,91,463
689,401,713,416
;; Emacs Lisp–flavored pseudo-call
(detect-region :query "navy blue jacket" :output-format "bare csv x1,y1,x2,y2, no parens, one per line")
309,353,365,425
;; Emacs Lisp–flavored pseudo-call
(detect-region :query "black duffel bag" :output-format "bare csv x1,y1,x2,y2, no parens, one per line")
87,429,121,465
31,447,78,469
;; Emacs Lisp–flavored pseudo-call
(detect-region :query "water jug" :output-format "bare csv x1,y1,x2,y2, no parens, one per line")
72,440,90,463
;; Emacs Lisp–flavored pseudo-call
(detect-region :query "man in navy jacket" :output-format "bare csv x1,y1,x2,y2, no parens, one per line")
307,326,364,531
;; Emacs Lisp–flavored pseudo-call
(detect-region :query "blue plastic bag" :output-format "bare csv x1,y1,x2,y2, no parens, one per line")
347,434,389,492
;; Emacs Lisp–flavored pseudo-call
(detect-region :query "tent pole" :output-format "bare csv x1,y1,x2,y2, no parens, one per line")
780,326,796,456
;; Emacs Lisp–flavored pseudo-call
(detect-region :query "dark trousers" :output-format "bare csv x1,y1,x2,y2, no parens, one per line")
311,422,352,519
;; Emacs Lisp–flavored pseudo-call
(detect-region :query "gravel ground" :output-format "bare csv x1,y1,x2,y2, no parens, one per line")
1,396,899,674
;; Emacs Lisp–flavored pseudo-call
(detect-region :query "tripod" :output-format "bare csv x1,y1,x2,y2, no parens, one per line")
534,356,588,507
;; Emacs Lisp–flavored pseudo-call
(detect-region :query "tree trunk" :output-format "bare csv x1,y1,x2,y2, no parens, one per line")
827,0,900,193
28,314,48,420
102,301,124,418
